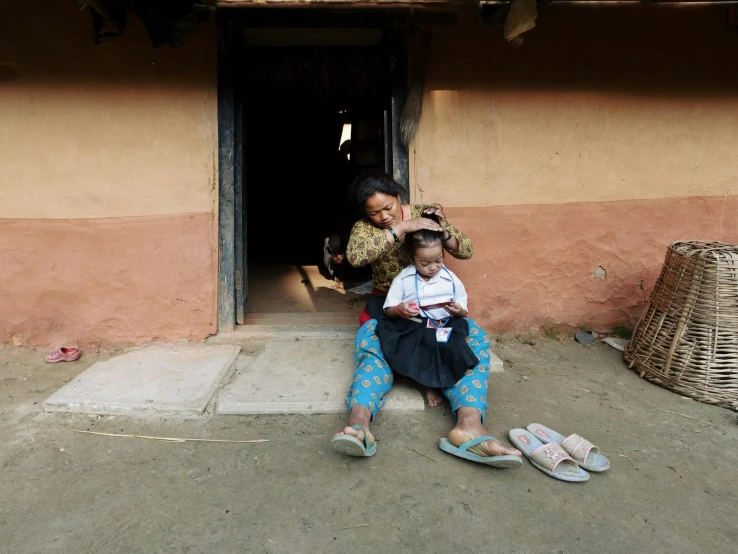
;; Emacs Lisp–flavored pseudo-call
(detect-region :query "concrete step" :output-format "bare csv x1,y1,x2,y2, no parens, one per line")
209,312,503,415
210,314,503,372
216,339,424,415
207,312,360,343
209,324,359,343
242,312,359,326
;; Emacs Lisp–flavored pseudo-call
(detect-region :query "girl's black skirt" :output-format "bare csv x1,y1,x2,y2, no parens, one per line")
375,315,478,389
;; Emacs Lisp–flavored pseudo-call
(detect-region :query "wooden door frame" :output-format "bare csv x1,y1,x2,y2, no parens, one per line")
217,14,238,332
216,8,410,332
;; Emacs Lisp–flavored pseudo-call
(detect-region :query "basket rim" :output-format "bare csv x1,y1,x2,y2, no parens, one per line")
670,240,738,253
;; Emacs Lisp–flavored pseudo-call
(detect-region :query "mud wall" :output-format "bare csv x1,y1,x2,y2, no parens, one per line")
412,4,738,333
0,1,218,347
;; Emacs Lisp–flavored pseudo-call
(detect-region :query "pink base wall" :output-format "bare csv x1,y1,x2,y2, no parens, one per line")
0,213,216,348
443,195,738,334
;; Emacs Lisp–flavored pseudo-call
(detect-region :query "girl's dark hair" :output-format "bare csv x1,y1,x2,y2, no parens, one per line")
406,212,444,259
347,171,404,216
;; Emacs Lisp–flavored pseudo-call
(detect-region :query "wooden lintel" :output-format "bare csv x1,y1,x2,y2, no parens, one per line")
478,0,738,3
214,0,465,8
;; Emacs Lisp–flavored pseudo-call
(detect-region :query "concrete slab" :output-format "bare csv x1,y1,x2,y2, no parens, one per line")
43,344,240,416
216,339,426,415
488,350,504,374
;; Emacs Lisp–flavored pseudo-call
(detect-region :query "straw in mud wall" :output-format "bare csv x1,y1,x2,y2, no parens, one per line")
400,29,431,148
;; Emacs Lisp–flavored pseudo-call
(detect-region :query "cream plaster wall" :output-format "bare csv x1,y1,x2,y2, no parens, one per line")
412,5,738,208
0,1,217,219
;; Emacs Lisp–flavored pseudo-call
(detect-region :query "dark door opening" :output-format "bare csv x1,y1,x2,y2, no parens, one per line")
217,11,409,327
239,26,398,316
242,44,385,266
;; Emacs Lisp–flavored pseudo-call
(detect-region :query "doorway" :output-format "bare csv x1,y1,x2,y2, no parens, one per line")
243,42,383,314
217,10,409,328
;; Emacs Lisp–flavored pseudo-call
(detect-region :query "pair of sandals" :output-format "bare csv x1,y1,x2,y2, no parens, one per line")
508,424,610,482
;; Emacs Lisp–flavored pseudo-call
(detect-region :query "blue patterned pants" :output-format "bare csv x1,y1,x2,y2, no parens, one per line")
345,318,491,421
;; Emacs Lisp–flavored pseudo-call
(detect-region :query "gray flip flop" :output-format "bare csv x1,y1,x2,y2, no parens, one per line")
439,436,522,468
331,425,377,457
575,331,597,345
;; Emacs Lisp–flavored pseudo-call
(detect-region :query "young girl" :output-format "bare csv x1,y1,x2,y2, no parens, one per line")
376,213,479,406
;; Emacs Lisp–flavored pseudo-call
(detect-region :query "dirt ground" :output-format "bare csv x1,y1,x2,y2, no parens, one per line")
1,337,737,554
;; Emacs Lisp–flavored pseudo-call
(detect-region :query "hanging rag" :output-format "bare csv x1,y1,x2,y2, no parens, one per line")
82,0,199,48
504,0,538,45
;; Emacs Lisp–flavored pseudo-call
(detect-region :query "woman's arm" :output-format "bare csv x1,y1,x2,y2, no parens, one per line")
346,216,444,267
346,220,394,267
443,221,473,260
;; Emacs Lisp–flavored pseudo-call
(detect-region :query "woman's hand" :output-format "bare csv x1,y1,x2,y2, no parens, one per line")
395,217,443,236
445,302,467,318
423,204,461,252
422,204,447,231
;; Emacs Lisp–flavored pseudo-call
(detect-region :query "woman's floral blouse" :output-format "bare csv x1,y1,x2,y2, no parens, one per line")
346,204,473,292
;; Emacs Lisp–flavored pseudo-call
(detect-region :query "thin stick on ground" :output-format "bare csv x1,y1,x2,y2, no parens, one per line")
653,408,722,429
407,447,437,463
620,448,636,468
336,519,393,531
73,430,268,444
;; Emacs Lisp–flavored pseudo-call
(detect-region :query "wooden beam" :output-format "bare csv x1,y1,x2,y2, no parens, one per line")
388,26,409,198
217,16,237,333
209,0,738,9
215,0,461,7
479,0,738,4
234,76,246,325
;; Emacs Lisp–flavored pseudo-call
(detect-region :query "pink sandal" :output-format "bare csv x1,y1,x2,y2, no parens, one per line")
45,347,81,363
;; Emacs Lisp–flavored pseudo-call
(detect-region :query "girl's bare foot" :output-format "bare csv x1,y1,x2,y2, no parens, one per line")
421,386,445,407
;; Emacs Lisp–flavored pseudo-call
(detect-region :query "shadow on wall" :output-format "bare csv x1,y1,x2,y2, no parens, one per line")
5,3,737,94
426,5,738,96
0,0,214,89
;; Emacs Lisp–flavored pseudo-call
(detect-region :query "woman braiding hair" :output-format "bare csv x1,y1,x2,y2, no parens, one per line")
331,171,522,467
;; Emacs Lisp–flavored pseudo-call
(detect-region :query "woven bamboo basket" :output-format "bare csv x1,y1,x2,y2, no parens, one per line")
624,241,738,410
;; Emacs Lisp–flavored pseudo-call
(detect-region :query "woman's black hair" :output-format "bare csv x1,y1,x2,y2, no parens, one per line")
406,212,444,259
347,171,404,216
